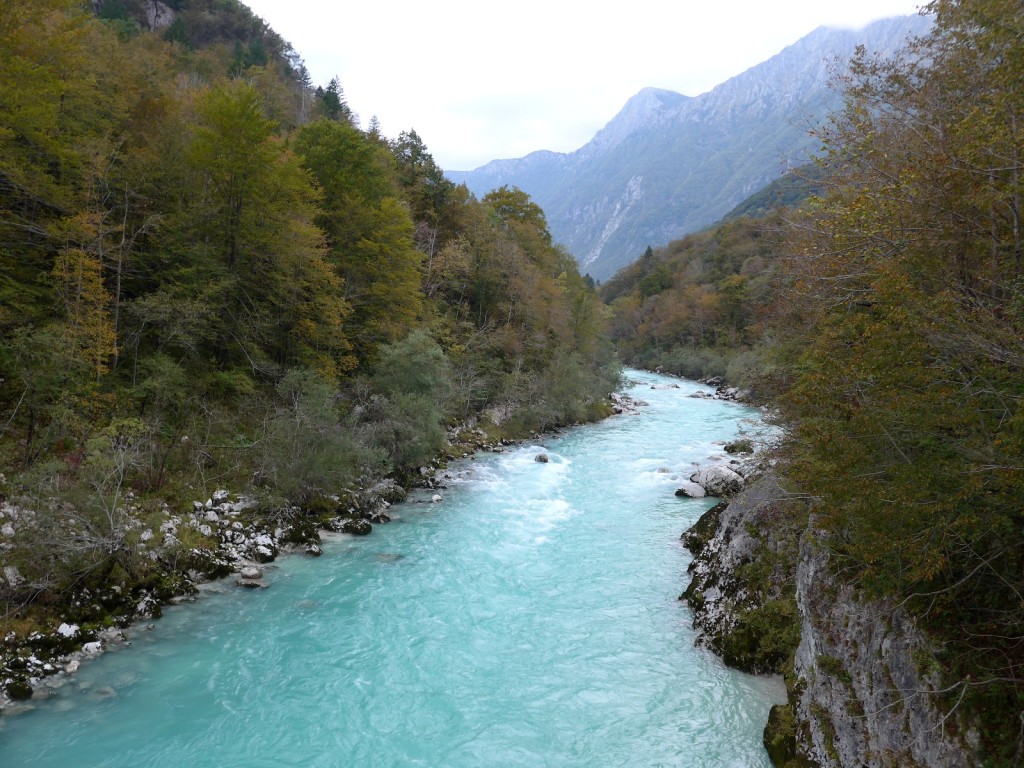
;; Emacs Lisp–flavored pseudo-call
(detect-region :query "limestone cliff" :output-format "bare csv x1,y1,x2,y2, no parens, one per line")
681,474,980,767
790,528,979,767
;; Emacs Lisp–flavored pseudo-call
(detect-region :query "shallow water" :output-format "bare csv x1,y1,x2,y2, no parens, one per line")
0,370,783,767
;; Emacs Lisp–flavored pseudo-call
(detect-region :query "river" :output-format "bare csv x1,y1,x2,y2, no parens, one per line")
0,370,783,767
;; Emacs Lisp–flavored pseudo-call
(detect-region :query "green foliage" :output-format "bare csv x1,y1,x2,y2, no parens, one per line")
316,77,353,123
260,368,377,503
722,164,825,222
482,185,552,244
371,329,451,403
601,214,784,384
772,0,1024,756
0,0,620,643
295,119,420,363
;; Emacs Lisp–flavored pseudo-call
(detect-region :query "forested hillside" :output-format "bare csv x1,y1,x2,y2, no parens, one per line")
0,0,617,659
599,207,796,394
607,0,1023,760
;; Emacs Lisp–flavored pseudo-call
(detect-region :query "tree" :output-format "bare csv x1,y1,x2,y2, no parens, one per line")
483,185,552,244
159,83,351,377
295,119,421,362
0,0,128,333
779,1,1024,754
317,76,353,123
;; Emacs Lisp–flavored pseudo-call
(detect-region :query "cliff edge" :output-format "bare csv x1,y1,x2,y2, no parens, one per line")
681,473,980,767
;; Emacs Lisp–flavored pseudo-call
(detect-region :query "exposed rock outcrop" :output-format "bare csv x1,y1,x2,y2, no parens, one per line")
689,465,744,497
144,1,174,32
680,474,980,767
790,529,980,767
680,474,801,674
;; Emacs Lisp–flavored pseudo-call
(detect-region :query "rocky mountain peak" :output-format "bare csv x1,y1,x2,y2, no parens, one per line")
588,87,690,152
449,14,932,280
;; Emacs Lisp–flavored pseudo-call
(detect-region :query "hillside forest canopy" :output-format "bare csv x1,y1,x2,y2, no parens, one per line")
0,0,618,633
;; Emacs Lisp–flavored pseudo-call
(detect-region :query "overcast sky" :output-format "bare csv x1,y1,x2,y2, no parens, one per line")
241,0,925,171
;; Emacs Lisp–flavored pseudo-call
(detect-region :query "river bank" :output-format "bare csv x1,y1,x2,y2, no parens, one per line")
679,472,983,767
0,388,633,714
0,370,783,766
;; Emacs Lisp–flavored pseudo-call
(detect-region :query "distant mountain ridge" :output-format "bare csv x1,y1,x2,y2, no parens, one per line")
447,15,931,280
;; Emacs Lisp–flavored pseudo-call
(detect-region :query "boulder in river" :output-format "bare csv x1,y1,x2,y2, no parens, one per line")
674,482,706,499
342,519,372,536
689,466,744,497
724,439,753,454
236,578,269,589
5,678,33,701
535,453,549,463
239,565,263,580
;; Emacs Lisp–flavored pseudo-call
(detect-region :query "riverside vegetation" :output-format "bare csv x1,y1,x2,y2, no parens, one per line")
2,0,1022,765
0,0,618,703
604,1,1024,764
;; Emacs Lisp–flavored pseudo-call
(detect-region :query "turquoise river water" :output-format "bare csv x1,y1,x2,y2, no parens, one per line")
0,370,783,767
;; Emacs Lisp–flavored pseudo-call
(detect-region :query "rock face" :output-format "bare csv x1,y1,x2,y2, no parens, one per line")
681,474,981,766
681,475,800,673
144,1,175,32
791,531,979,767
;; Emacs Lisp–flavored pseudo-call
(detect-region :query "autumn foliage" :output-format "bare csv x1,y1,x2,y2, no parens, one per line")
0,0,617,625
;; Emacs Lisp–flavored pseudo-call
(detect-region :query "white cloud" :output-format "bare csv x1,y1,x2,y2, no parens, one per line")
242,0,925,170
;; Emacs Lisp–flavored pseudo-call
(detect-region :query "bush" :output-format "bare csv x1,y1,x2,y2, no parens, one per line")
260,368,382,503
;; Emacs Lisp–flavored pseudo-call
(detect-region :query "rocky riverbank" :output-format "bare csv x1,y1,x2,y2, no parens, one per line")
0,480,407,713
679,471,982,767
0,397,626,714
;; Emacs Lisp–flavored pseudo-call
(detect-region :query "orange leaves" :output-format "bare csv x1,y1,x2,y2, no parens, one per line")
51,246,117,377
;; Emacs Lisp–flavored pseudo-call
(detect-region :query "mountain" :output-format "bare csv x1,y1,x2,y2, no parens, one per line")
447,15,931,281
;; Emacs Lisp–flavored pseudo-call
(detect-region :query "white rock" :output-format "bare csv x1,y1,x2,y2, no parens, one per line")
675,482,707,499
204,510,220,523
56,623,79,638
82,641,102,654
1,523,14,537
66,660,80,674
239,566,262,580
431,494,442,503
689,466,744,497
3,566,23,586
